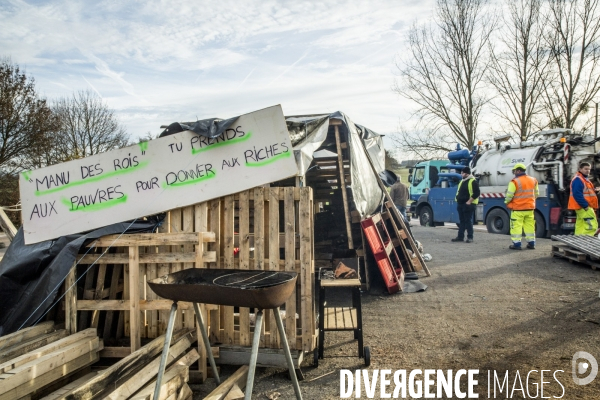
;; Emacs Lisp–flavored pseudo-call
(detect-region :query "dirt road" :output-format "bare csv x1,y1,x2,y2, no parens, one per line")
192,225,600,399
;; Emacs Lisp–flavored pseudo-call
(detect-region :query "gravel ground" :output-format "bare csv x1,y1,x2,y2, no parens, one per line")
192,225,600,399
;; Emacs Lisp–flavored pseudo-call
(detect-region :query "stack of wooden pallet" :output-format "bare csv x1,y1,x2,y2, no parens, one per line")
43,328,197,400
0,322,101,400
551,235,600,270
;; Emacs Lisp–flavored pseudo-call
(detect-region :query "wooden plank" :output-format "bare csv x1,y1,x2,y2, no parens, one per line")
139,247,148,339
0,207,17,241
177,383,193,400
268,187,281,349
335,307,344,330
88,232,216,247
254,187,267,347
320,279,361,287
0,329,68,364
222,195,235,346
299,187,313,352
0,352,99,400
223,383,244,400
77,251,217,264
238,191,250,347
194,201,208,382
78,264,97,330
334,125,353,249
129,365,188,400
128,349,199,400
157,219,170,336
182,206,195,330
90,264,107,329
129,245,141,352
65,263,77,335
170,208,184,331
103,331,196,399
204,365,248,400
284,187,296,349
77,300,198,311
58,329,191,400
40,371,98,400
99,347,131,358
0,329,97,375
0,336,100,393
209,199,221,343
254,187,265,271
144,254,158,339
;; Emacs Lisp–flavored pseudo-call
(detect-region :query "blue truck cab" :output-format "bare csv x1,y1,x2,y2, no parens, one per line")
408,145,561,238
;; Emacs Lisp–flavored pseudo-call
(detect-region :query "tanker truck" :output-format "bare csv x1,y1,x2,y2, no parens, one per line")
408,128,600,237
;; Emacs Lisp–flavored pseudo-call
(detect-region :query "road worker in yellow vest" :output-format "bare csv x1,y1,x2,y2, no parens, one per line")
568,162,599,235
505,163,539,250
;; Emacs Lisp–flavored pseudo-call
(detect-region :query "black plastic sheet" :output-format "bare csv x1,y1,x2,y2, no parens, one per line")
0,215,164,336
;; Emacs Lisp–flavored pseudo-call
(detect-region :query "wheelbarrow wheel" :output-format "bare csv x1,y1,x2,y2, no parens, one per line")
313,348,319,367
364,346,371,367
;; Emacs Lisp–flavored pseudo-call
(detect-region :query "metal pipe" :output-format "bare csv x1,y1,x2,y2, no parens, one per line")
193,303,220,384
274,307,303,400
245,309,264,400
532,161,564,190
153,301,178,400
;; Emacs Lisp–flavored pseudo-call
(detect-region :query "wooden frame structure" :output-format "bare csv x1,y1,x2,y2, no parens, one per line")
63,187,316,378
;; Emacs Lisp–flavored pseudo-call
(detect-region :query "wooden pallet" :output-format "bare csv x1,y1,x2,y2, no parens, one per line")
65,187,317,377
551,244,600,270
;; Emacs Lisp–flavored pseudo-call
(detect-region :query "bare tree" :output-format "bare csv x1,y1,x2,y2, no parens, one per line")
542,0,600,130
390,127,454,160
395,0,495,153
52,90,129,160
0,58,58,171
488,0,548,140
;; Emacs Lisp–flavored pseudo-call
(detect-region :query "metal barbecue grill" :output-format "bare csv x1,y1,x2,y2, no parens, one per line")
147,268,302,400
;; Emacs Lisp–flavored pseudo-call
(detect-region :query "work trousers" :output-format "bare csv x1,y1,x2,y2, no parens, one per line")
457,203,475,240
510,210,535,246
575,208,598,236
396,206,408,222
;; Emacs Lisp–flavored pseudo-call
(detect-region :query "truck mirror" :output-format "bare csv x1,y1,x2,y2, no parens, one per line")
409,168,413,174
408,175,413,183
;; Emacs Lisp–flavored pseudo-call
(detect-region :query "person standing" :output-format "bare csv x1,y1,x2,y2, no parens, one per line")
390,176,410,221
568,162,599,236
452,166,480,243
505,163,539,250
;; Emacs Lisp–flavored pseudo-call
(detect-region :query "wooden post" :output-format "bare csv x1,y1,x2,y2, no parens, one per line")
299,188,313,351
65,262,77,334
238,191,250,347
129,245,141,352
284,188,297,348
333,123,354,249
268,188,281,348
223,195,235,345
0,208,16,241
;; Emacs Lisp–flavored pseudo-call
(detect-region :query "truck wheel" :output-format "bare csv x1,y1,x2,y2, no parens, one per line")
419,205,434,227
486,209,509,234
534,211,546,239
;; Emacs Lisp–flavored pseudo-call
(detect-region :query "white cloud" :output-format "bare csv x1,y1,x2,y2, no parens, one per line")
0,0,435,141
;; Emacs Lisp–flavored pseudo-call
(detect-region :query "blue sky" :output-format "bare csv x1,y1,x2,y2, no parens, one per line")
1,0,434,146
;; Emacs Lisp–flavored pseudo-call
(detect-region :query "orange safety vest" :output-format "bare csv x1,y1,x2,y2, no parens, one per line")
507,175,538,210
568,172,599,210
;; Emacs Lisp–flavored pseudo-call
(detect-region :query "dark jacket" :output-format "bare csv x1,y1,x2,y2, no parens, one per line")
390,181,409,207
456,176,480,204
